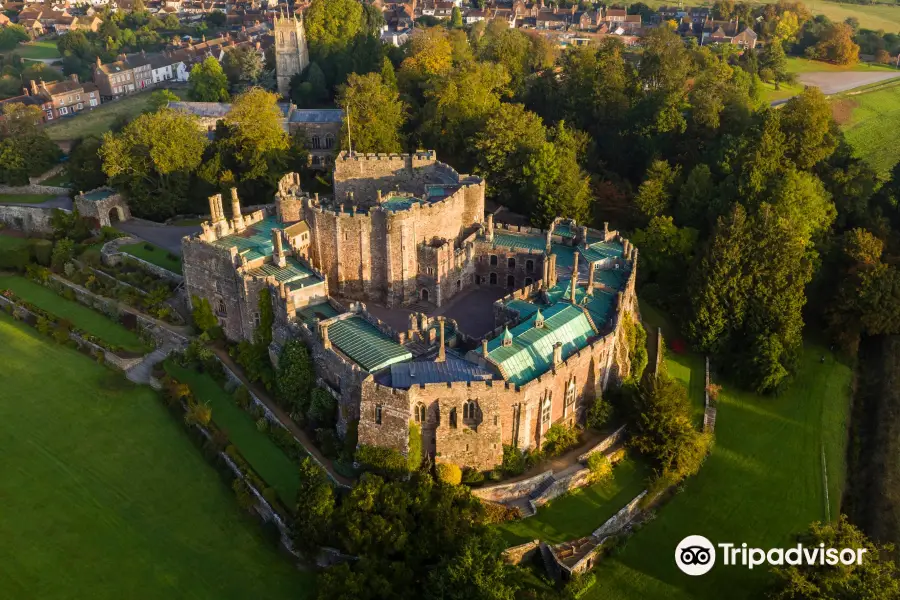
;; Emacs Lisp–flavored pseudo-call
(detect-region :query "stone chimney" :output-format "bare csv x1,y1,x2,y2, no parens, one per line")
587,262,595,296
570,252,579,304
603,221,609,239
230,187,244,231
482,338,488,356
69,73,79,83
321,323,332,350
552,342,562,367
486,213,494,242
549,253,558,288
545,229,552,253
96,56,102,68
436,317,446,362
208,193,225,223
272,228,286,268
29,80,38,95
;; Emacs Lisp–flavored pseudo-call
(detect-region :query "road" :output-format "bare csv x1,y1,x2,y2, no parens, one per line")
117,219,200,253
773,70,900,105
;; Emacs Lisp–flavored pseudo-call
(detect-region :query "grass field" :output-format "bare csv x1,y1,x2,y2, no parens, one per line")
498,458,651,546
640,0,900,31
4,40,61,60
40,172,70,187
0,193,57,204
785,56,897,74
585,343,852,600
0,313,314,599
44,89,185,141
836,80,900,177
0,274,148,353
121,242,184,274
164,362,302,506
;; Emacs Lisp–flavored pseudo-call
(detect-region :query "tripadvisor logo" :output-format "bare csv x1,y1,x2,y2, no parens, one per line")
675,535,868,576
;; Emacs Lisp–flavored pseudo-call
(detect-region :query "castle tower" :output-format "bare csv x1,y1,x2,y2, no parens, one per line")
275,14,309,98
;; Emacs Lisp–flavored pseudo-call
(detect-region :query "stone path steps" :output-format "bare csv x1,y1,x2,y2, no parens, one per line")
126,345,177,385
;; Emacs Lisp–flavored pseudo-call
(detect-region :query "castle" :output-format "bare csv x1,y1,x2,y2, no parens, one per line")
274,13,309,98
182,151,638,470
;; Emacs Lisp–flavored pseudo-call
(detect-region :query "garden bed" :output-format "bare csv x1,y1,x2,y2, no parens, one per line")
120,242,183,275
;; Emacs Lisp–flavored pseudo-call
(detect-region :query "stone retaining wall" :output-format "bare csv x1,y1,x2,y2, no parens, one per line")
0,184,69,195
470,470,554,503
592,490,647,538
102,236,184,283
0,205,61,234
530,467,593,509
577,425,627,463
502,540,540,565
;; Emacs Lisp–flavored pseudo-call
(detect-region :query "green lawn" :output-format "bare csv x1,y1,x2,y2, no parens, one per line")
121,242,183,274
785,56,897,74
44,89,186,141
40,172,70,187
164,362,302,506
0,313,314,599
497,457,651,546
0,274,148,353
839,81,900,177
0,235,30,250
171,218,204,226
4,40,61,60
0,193,57,204
585,344,852,600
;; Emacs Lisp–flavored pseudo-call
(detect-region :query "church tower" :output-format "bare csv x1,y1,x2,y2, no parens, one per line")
275,14,310,98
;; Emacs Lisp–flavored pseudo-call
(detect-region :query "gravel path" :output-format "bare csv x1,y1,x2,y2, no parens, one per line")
796,71,900,95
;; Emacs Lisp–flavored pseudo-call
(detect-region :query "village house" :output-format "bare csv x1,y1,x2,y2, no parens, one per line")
26,75,100,121
93,56,136,101
701,19,758,48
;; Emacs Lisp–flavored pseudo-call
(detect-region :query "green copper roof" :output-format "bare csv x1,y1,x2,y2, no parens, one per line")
329,316,412,372
582,240,624,263
249,257,323,290
296,302,339,324
480,303,595,385
212,216,280,261
491,232,546,252
553,224,576,238
382,196,418,212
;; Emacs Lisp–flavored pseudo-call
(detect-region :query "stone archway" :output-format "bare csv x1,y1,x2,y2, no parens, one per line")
108,206,125,224
74,188,132,229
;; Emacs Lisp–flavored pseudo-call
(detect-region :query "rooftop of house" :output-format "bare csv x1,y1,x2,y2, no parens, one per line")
328,316,413,372
287,108,343,123
478,302,596,385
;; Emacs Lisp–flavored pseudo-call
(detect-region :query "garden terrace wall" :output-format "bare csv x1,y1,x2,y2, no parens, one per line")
0,205,59,234
471,470,554,503
530,467,593,510
502,540,540,565
102,237,184,284
577,424,627,463
0,184,69,195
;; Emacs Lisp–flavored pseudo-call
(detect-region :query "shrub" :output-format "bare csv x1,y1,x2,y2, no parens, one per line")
256,417,269,432
587,452,613,484
461,467,485,486
586,395,613,430
232,478,256,510
30,239,53,266
307,387,337,428
35,316,52,336
501,444,527,476
185,400,213,427
355,444,408,478
99,226,123,242
191,295,218,333
542,423,580,456
276,339,314,413
482,500,521,523
50,238,75,271
0,245,30,272
565,572,597,599
234,385,252,409
143,243,154,251
435,462,462,485
316,428,340,459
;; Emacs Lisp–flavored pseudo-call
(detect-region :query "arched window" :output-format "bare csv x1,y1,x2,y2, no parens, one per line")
526,259,534,272
565,377,576,409
508,257,516,269
507,275,515,288
421,288,429,302
456,279,461,291
324,133,334,149
215,298,226,316
415,402,426,423
311,135,321,149
542,395,552,425
490,255,498,266
463,400,477,420
489,273,497,285
449,408,457,429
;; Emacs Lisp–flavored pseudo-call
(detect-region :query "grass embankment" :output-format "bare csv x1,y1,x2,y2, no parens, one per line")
834,80,900,177
0,313,314,599
498,458,651,546
845,335,900,549
587,343,852,600
121,242,183,274
0,193,57,204
164,362,302,506
785,56,897,74
0,274,147,353
43,88,186,141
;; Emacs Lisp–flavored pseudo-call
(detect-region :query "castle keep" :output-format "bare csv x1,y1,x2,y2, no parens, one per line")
182,151,638,470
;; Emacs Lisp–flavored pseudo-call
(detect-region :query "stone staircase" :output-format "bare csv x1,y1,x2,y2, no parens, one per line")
528,474,557,501
126,346,176,386
539,542,560,581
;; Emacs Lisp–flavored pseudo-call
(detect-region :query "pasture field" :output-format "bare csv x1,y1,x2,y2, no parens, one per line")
0,313,314,599
43,89,185,141
5,40,61,60
835,80,900,176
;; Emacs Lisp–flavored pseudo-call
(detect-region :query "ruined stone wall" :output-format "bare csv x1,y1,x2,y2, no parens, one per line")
473,241,546,289
182,237,251,342
0,205,58,234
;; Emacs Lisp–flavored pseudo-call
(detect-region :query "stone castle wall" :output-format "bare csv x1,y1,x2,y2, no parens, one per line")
333,152,440,203
0,205,59,234
182,237,252,341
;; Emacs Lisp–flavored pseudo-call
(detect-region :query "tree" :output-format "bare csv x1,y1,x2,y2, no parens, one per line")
67,136,107,192
380,56,397,91
337,72,406,153
814,23,860,65
435,462,462,485
761,42,789,85
779,87,839,171
0,25,30,51
100,109,207,218
676,164,717,228
291,457,335,560
291,62,328,107
188,56,229,102
631,216,699,299
222,46,262,87
191,295,218,333
305,0,364,57
206,9,226,27
450,6,463,28
276,339,315,414
147,88,179,112
770,516,900,600
523,123,593,227
875,48,892,65
219,88,290,185
634,159,680,219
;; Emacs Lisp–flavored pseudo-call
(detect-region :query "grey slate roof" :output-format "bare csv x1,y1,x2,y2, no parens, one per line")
389,357,494,389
